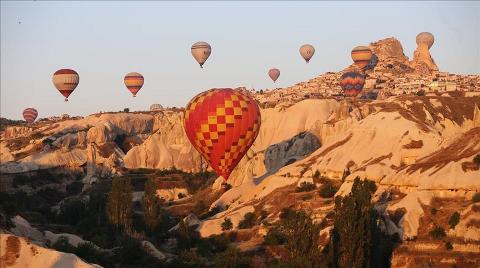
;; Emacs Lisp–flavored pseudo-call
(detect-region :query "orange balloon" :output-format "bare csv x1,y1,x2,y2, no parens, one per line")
184,88,261,180
351,46,372,69
124,72,144,97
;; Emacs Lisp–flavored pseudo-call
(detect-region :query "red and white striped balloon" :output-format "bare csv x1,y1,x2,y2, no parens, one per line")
52,69,80,102
23,108,38,123
124,72,144,97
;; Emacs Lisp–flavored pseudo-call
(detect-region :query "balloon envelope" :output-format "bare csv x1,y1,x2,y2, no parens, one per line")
299,44,315,63
268,68,280,82
124,72,144,97
351,46,373,69
23,108,38,123
150,104,163,111
52,69,79,101
340,72,365,97
184,88,261,180
191,41,211,68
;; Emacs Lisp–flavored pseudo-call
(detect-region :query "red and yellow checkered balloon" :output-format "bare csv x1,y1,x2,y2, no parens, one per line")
184,88,261,180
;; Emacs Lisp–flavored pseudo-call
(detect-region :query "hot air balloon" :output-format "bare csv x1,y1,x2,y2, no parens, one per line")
52,69,79,101
351,46,373,69
268,68,280,82
191,41,211,68
184,88,261,180
416,32,434,49
124,72,144,97
150,104,163,111
23,108,38,123
299,44,315,63
340,72,365,97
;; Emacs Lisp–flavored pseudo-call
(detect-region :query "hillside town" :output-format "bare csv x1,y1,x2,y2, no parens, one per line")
254,38,480,108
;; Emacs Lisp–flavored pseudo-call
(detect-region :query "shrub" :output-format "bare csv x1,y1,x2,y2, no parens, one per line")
123,108,130,112
445,241,453,250
200,205,222,220
430,207,438,215
448,212,460,229
473,193,480,203
213,247,250,268
312,170,320,180
178,192,187,199
429,226,446,239
66,181,84,196
264,227,287,245
52,236,75,252
175,220,200,250
221,218,233,231
474,154,480,167
296,182,316,192
259,210,268,221
210,234,231,252
302,194,312,201
238,212,256,229
319,181,338,198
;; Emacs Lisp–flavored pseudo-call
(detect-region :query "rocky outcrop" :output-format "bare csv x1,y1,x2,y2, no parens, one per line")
264,131,320,174
124,111,204,172
0,234,99,268
411,32,438,73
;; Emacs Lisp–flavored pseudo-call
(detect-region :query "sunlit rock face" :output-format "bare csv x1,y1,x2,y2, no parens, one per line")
411,32,438,73
264,131,320,174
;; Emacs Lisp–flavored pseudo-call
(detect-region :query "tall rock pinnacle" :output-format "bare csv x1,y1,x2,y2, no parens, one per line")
411,32,439,74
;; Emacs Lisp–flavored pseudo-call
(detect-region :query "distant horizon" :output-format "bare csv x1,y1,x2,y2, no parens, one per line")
1,1,479,120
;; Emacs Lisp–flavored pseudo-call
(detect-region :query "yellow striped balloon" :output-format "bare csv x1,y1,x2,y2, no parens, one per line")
124,72,144,97
52,69,79,102
351,46,373,69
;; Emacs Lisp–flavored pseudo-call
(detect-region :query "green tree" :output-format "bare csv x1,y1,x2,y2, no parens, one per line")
214,247,250,268
238,212,256,229
106,177,133,231
474,154,480,167
473,193,480,203
448,212,460,229
429,226,446,239
328,177,377,268
221,217,233,231
142,178,163,231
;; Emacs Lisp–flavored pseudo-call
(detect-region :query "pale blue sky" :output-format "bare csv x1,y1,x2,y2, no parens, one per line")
1,1,479,119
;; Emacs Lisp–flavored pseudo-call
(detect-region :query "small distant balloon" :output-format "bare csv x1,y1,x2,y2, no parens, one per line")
124,72,144,97
299,44,315,63
340,72,365,97
191,41,211,68
23,108,38,123
150,104,163,111
351,46,373,70
52,69,79,102
268,68,280,83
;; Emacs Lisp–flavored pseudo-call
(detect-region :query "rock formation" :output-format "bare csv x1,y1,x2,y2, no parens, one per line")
411,32,439,74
